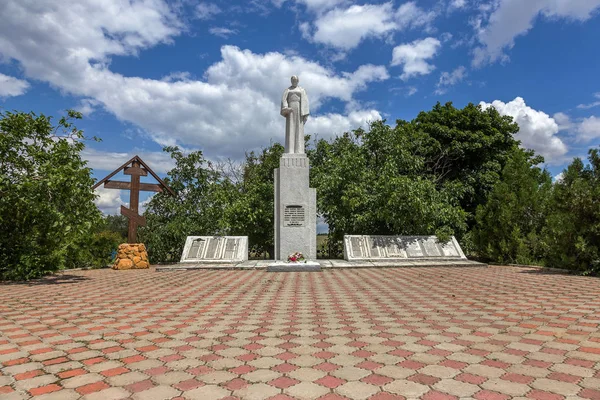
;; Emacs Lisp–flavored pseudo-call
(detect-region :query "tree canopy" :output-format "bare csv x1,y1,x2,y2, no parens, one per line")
0,110,102,280
309,102,520,249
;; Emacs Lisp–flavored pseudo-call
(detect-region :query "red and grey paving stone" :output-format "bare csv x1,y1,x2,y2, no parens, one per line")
1,265,599,399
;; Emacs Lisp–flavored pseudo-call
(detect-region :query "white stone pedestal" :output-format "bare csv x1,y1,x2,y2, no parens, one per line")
274,154,317,260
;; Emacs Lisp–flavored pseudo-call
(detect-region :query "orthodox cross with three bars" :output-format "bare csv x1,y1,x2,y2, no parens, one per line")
92,156,175,243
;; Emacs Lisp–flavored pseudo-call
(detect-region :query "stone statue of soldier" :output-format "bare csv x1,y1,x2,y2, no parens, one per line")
280,75,310,154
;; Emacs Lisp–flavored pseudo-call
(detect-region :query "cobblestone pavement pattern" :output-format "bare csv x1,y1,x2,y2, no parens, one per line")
1,266,600,400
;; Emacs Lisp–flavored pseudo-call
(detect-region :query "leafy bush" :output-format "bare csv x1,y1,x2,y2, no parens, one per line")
542,150,600,274
309,102,520,250
139,146,237,263
473,149,551,264
0,110,101,280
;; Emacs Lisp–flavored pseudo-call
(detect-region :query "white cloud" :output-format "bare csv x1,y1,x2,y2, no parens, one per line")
407,86,418,96
473,0,600,66
553,112,573,131
551,112,600,143
94,186,125,215
395,2,437,31
480,97,568,163
308,109,382,139
0,0,182,90
195,2,221,20
577,116,600,142
577,92,600,110
449,0,467,10
209,27,237,38
0,1,389,160
311,3,397,50
435,66,466,94
306,1,437,51
76,98,102,116
0,73,30,98
391,37,441,80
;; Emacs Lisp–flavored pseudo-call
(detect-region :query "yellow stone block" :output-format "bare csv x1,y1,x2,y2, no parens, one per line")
113,258,133,270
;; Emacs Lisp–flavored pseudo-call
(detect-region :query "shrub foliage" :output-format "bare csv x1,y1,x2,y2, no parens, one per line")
0,110,102,280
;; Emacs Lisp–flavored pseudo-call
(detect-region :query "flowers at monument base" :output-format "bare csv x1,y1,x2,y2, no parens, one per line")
287,252,306,263
113,243,150,270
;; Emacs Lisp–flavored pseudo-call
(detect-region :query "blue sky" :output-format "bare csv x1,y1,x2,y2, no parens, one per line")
1,0,600,213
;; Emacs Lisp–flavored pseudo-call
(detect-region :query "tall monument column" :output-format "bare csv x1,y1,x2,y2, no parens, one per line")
274,76,317,260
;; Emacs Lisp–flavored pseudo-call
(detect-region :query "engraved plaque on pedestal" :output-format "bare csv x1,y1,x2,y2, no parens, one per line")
284,205,305,227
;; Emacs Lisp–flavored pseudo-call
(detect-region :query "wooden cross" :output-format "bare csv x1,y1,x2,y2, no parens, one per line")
93,156,175,243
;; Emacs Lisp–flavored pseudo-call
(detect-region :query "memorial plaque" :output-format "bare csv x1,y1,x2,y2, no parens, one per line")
223,238,238,259
422,238,442,257
284,205,305,227
180,236,248,263
344,235,466,261
350,236,365,258
187,238,206,259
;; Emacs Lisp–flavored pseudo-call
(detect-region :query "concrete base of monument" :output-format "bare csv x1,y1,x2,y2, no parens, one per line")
266,261,321,272
155,259,486,271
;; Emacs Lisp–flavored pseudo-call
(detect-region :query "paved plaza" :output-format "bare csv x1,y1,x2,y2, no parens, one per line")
1,266,599,400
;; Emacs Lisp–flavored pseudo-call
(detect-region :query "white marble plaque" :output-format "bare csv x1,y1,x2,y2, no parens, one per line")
180,236,248,263
344,235,467,261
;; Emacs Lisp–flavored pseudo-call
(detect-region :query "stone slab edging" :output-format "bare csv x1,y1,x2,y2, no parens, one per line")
156,259,486,271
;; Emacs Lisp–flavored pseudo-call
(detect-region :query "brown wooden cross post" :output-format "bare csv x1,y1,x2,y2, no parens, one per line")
93,156,175,243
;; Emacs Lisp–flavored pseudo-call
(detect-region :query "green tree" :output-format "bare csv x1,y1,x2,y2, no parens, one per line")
99,214,128,238
543,149,600,274
309,102,520,251
139,146,237,263
472,149,552,264
225,143,284,256
412,102,520,220
0,110,101,280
